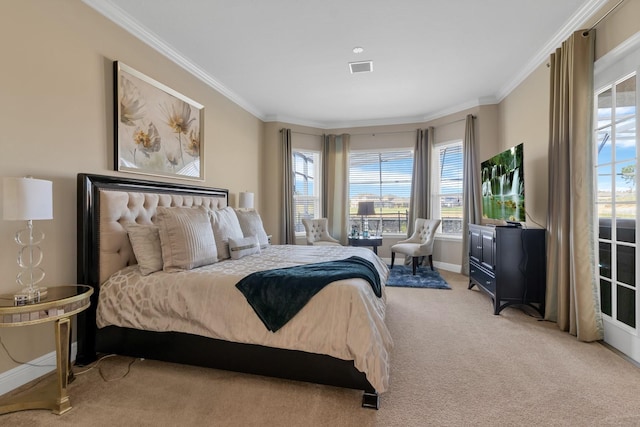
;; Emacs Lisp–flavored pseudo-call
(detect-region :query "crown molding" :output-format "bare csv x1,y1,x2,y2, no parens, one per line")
266,96,498,130
495,0,608,102
82,0,267,121
84,0,607,131
594,31,640,74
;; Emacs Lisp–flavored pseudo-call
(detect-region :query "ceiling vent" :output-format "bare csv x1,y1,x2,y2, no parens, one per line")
349,61,373,74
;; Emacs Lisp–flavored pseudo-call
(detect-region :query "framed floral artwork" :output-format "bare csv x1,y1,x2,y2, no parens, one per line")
114,61,204,180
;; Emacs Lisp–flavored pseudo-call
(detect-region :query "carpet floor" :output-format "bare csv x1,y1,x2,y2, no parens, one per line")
3,270,640,426
385,265,451,289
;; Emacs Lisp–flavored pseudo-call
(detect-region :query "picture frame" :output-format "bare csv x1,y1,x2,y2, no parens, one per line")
114,61,204,180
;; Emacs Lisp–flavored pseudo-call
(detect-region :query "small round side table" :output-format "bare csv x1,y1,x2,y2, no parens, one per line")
0,285,93,415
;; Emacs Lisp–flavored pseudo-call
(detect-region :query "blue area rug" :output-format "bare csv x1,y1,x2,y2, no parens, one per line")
386,265,451,289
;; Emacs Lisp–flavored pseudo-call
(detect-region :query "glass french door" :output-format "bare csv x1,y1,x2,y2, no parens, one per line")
595,63,639,360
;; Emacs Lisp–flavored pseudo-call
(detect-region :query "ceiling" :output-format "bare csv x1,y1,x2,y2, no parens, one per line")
85,0,606,129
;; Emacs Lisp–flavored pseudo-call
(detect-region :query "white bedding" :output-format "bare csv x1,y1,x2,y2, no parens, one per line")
97,244,393,392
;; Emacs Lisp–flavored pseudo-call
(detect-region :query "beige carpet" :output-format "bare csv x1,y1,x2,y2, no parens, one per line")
4,270,640,426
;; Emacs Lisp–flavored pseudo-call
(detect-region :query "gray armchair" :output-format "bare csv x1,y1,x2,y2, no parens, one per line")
301,218,341,246
390,218,441,274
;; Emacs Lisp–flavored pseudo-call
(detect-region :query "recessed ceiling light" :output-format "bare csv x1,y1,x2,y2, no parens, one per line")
352,46,364,54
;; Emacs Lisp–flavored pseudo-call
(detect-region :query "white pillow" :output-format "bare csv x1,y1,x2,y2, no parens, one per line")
125,223,163,276
228,235,261,260
234,209,269,249
156,206,218,271
209,206,244,260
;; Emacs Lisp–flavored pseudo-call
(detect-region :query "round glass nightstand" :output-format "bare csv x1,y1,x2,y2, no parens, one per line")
0,285,93,415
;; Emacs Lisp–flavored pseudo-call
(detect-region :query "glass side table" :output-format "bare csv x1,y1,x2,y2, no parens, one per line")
0,285,93,415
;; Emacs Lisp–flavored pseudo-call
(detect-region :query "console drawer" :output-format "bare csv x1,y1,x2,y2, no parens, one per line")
470,263,495,294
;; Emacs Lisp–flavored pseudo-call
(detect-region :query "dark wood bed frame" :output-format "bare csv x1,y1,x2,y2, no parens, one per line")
75,173,379,409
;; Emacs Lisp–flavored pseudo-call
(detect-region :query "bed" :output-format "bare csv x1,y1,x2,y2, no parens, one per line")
76,173,392,408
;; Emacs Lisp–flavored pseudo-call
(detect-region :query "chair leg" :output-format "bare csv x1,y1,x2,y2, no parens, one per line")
429,254,434,271
412,257,418,275
390,252,395,268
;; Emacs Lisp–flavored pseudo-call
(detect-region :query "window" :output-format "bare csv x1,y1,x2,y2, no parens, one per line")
292,150,321,233
595,73,637,329
432,140,463,235
349,150,414,235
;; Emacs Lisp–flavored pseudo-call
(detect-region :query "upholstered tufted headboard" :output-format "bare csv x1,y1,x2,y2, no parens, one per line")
76,173,229,362
77,173,228,287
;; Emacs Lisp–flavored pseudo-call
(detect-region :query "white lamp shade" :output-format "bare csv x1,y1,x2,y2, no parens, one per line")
3,177,53,220
238,191,254,209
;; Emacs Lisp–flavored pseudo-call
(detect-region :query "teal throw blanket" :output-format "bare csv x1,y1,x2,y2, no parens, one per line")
235,256,381,332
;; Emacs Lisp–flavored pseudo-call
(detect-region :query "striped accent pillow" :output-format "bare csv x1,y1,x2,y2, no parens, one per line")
156,206,218,271
228,235,261,260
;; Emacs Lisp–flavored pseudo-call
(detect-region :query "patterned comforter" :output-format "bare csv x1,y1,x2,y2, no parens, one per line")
97,245,393,392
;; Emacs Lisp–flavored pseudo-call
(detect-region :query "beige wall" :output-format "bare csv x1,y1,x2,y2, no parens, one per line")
496,0,640,232
263,106,493,268
592,0,640,61
262,0,640,267
2,0,639,390
497,62,551,228
0,0,262,377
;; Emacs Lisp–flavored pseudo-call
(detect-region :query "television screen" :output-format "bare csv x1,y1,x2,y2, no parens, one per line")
481,143,525,223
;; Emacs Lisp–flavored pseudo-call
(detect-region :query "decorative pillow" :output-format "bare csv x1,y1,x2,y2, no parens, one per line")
228,235,261,260
208,206,244,260
155,206,218,271
125,223,163,276
234,208,269,249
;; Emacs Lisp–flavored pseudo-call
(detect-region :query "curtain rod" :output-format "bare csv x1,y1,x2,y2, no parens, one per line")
347,114,475,134
431,115,474,127
349,130,415,136
289,129,415,137
290,130,323,137
585,0,625,34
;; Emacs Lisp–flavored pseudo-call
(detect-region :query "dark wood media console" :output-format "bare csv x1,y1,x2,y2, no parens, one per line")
468,224,546,316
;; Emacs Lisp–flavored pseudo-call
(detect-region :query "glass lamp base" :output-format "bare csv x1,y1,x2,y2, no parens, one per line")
14,286,48,306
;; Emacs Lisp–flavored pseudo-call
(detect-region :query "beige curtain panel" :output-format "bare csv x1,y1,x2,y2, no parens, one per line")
408,127,433,231
406,127,433,266
546,30,603,342
322,134,350,244
461,115,481,276
281,128,296,244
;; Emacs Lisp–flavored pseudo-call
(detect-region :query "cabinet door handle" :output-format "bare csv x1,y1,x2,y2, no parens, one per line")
486,281,491,285
476,246,482,249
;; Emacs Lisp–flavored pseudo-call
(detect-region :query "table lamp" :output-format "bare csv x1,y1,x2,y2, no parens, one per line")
2,177,53,304
357,201,375,238
238,191,254,210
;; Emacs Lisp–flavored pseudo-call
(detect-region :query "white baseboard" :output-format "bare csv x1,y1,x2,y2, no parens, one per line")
0,342,77,397
433,261,462,273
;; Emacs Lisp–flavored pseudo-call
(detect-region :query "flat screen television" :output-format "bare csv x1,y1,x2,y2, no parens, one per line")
481,143,525,224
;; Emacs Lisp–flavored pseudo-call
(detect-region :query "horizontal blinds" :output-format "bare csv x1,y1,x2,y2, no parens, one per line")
435,142,463,235
349,150,413,234
437,143,463,195
349,150,414,200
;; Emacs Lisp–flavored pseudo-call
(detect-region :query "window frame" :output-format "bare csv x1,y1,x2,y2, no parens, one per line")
292,149,322,236
348,148,414,237
431,139,464,239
